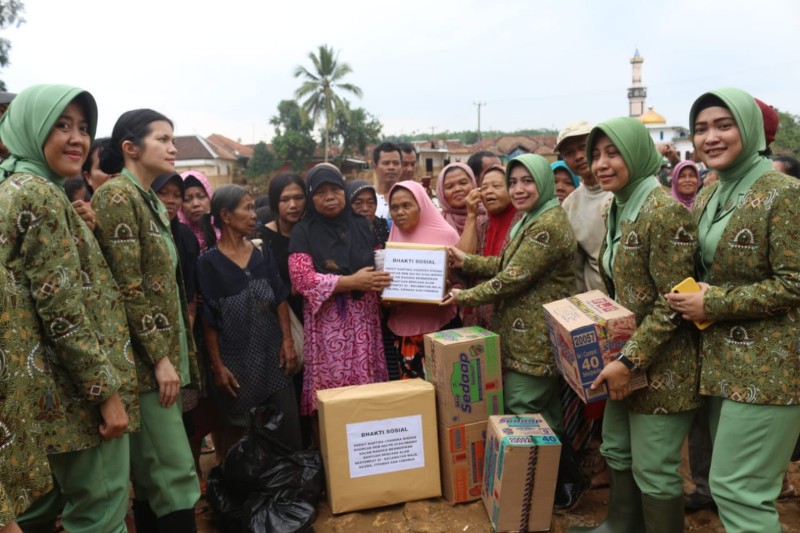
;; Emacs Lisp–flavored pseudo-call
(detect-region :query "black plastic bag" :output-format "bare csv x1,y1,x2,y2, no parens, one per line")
206,465,244,532
215,406,324,532
243,489,316,533
293,450,324,506
223,406,294,493
249,450,323,502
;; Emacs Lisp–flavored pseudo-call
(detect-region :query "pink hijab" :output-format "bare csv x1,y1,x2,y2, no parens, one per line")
178,170,220,251
387,180,460,337
435,162,485,234
670,160,700,211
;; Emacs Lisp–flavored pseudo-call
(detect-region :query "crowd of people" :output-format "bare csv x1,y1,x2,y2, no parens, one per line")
0,83,798,533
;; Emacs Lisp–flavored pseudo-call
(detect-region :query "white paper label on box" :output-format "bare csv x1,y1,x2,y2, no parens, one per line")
346,415,425,478
382,248,447,302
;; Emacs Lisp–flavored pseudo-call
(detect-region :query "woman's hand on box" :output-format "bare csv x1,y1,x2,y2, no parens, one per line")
591,360,631,401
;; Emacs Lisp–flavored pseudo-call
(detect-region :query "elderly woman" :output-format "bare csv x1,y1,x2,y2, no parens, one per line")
346,179,390,246
461,164,522,328
666,88,800,533
0,85,134,532
196,185,302,456
288,164,391,422
570,118,701,533
444,155,584,510
93,108,200,531
436,162,486,236
387,180,462,378
670,160,701,211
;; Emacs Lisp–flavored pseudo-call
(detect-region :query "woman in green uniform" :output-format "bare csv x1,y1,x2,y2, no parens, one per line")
0,266,52,533
666,88,800,533
571,117,701,533
444,154,586,510
0,85,135,533
93,109,200,531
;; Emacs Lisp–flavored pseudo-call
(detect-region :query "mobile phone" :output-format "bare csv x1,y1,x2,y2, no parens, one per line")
671,277,713,330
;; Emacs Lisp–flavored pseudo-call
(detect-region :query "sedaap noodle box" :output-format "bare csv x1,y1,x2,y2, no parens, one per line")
423,326,504,427
482,414,561,532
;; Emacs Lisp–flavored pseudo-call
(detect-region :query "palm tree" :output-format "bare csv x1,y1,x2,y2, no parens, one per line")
294,45,363,162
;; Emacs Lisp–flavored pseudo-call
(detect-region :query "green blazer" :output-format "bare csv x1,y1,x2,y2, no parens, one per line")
0,266,52,527
693,170,800,406
0,173,137,454
457,207,576,377
600,187,701,414
93,173,198,392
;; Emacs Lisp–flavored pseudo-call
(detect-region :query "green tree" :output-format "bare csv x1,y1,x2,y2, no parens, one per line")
245,141,279,187
772,109,800,158
0,0,25,91
332,101,382,163
270,100,316,172
294,44,362,162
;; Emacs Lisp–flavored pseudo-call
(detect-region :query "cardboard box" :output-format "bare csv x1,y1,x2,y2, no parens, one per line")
317,380,441,514
482,415,561,532
424,326,504,426
439,421,487,504
543,290,647,403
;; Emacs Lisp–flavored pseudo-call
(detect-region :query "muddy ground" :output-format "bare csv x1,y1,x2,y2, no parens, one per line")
185,447,800,532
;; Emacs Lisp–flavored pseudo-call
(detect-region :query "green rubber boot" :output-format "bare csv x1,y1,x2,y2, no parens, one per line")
569,469,645,533
642,493,685,533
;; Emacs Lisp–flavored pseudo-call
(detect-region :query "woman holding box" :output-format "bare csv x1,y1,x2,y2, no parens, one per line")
443,154,585,510
570,117,701,533
288,163,391,421
387,180,461,379
665,88,800,533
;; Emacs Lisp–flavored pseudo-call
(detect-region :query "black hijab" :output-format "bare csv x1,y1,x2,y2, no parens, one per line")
289,164,377,279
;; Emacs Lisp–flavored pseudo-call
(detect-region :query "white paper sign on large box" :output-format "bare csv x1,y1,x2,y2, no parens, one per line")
317,380,441,514
543,290,647,403
381,242,448,303
482,415,561,532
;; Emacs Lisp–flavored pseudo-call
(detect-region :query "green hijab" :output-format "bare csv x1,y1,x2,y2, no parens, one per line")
0,84,98,186
587,117,661,280
506,154,561,240
689,88,774,280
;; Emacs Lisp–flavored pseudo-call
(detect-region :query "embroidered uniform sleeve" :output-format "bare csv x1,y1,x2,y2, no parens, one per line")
458,221,568,307
289,252,338,315
704,183,800,320
622,202,697,370
461,253,501,278
0,484,12,529
93,184,168,367
13,184,121,403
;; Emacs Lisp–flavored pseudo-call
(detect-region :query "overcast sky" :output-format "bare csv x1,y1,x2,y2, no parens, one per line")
3,0,798,144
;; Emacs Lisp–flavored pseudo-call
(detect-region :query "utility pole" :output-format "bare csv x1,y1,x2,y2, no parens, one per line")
474,101,486,143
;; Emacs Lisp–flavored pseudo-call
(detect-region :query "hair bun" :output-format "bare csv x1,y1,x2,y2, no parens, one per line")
98,143,123,174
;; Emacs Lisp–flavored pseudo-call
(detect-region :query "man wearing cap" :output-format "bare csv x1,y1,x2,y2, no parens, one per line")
556,120,612,294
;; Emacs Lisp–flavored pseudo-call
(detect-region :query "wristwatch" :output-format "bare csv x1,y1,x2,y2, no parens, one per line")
617,354,637,370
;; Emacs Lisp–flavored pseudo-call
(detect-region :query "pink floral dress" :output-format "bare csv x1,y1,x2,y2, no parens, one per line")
289,253,388,415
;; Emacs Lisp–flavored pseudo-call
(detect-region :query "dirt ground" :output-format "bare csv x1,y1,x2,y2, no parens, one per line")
185,446,800,533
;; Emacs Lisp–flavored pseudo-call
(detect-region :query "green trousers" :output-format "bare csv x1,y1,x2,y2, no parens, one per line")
503,371,565,438
130,391,200,517
18,435,129,533
600,400,696,499
707,396,800,533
